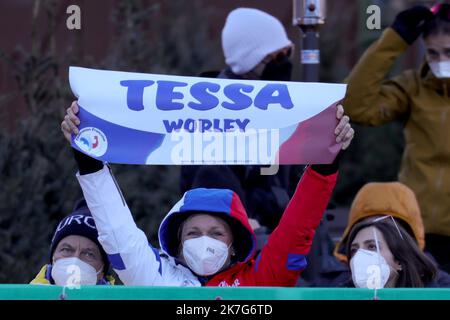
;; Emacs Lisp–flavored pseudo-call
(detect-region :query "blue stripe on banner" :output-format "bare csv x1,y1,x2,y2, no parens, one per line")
150,245,163,276
73,105,165,164
180,188,233,215
108,253,126,270
286,253,308,271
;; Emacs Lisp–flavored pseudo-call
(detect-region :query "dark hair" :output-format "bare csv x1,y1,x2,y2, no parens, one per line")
346,218,437,287
423,4,450,38
337,215,418,257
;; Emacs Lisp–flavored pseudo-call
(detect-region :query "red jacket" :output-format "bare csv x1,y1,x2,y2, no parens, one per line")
205,167,337,286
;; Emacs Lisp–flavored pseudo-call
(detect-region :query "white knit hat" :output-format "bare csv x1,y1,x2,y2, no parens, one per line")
221,8,293,75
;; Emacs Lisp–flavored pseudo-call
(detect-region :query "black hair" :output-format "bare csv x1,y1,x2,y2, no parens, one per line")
346,219,437,287
423,4,450,38
337,215,418,257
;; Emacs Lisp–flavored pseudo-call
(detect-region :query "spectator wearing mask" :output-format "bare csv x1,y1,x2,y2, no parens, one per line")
31,199,115,286
346,216,438,288
343,4,450,273
308,182,450,288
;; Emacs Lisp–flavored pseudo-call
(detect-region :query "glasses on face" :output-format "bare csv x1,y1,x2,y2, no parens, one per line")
373,215,404,240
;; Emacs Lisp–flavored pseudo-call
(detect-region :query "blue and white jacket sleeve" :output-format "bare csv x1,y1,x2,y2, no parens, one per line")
76,165,165,286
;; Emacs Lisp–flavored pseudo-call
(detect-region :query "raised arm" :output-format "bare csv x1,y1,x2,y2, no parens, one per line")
62,101,166,286
252,162,338,286
343,6,433,126
252,106,353,286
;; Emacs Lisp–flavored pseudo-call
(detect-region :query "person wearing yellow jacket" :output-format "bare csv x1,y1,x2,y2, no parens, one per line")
343,4,450,273
30,199,115,285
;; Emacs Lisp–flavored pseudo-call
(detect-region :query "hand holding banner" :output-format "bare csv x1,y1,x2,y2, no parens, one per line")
69,66,346,165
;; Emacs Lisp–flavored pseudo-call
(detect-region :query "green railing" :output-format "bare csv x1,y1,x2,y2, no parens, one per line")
0,285,449,300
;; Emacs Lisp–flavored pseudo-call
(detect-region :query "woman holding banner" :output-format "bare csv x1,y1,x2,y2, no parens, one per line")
60,100,354,287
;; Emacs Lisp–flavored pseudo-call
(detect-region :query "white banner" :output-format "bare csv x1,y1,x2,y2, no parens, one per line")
69,66,347,165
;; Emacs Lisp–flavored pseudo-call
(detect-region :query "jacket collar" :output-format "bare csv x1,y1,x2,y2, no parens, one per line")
420,61,450,97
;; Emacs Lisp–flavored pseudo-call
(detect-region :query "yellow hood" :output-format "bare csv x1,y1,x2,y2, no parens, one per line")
334,182,425,263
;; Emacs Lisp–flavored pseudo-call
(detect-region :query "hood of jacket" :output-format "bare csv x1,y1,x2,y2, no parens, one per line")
334,182,425,263
158,188,257,263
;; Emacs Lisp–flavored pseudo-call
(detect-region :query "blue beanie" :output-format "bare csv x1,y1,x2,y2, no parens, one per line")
50,199,108,271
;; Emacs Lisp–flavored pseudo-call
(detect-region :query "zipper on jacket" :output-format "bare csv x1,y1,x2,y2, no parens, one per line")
106,163,126,206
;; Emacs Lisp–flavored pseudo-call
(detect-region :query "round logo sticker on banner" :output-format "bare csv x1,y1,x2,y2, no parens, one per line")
74,127,108,157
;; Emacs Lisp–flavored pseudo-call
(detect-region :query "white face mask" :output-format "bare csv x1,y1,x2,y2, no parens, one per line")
182,236,230,276
429,61,450,79
350,249,391,289
51,257,102,287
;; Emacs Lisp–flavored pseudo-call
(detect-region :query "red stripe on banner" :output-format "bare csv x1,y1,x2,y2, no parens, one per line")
278,102,343,165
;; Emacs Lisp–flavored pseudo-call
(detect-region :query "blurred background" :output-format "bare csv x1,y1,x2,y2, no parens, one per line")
0,0,434,283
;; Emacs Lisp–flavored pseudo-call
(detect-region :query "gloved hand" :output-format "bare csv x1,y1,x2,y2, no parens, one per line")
391,5,434,44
